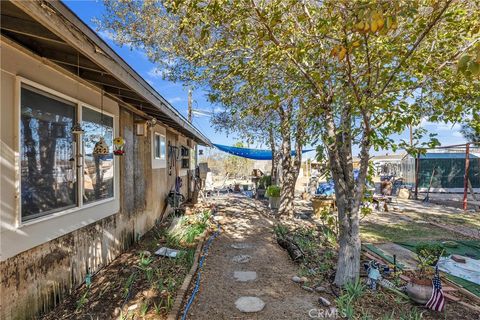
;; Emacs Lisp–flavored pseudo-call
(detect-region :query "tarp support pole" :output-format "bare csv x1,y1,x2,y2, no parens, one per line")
414,155,420,200
463,143,470,211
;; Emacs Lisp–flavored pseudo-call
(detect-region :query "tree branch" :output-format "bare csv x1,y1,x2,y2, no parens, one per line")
376,0,454,97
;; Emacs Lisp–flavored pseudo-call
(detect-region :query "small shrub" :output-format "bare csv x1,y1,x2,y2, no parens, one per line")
336,294,355,319
344,279,365,301
399,308,424,320
266,185,281,197
414,243,445,279
139,253,153,268
75,289,89,311
258,175,272,189
123,273,136,299
140,301,149,317
167,210,212,245
415,243,445,264
273,224,289,239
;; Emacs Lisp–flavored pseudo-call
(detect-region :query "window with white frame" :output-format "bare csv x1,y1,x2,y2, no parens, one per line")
19,82,115,222
82,107,114,204
154,132,166,160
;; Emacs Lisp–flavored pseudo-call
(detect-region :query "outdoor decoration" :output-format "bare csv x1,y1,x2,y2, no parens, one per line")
425,266,445,312
113,136,125,156
92,90,111,157
366,260,381,291
93,137,109,156
71,122,84,135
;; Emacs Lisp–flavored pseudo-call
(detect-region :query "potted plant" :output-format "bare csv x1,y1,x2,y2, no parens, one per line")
256,175,271,198
266,185,281,209
405,243,445,304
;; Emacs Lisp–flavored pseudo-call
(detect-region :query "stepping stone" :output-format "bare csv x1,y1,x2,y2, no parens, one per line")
231,243,252,249
232,254,251,264
233,271,257,282
235,296,265,313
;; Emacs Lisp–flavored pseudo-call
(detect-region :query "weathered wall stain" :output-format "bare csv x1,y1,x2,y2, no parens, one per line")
0,107,171,319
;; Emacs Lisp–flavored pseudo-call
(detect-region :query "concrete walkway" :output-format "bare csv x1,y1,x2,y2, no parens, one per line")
185,194,319,319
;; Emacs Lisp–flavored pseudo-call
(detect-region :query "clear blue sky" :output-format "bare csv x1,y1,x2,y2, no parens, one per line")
64,0,466,158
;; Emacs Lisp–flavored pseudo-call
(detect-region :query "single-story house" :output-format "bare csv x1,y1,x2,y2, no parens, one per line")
371,153,405,179
0,1,210,319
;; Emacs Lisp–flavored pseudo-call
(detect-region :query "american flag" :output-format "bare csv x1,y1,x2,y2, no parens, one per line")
426,267,445,312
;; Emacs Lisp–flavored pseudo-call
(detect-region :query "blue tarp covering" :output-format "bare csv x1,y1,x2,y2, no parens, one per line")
315,170,361,196
213,144,313,160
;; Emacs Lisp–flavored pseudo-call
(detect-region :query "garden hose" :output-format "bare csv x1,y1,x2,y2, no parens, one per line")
181,211,221,320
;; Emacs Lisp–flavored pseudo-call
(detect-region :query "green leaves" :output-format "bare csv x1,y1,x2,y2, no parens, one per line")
100,0,480,155
458,54,480,78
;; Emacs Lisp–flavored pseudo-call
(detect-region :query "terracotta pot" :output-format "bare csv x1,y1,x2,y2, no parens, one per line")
311,198,335,217
405,280,432,305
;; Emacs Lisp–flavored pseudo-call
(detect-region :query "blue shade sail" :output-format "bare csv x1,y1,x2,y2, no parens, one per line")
213,144,313,160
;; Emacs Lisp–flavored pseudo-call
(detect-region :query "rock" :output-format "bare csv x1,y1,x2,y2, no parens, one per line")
127,304,138,311
234,271,257,282
292,276,302,283
140,250,151,257
300,277,308,283
301,285,314,292
113,307,122,316
318,297,331,307
314,286,327,293
451,254,466,263
232,255,251,264
231,243,252,249
297,213,310,220
235,297,265,313
142,289,156,299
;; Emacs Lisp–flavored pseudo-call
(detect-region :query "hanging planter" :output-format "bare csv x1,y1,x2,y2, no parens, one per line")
113,136,125,156
93,137,109,156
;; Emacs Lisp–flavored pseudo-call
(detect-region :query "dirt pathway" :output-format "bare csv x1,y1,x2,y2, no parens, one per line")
185,194,320,319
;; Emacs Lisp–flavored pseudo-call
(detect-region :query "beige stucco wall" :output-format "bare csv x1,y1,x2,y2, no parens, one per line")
0,40,184,319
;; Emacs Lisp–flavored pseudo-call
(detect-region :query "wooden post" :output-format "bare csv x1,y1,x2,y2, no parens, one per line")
463,143,470,211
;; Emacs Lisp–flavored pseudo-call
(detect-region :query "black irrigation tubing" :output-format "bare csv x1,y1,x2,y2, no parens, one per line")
181,208,221,320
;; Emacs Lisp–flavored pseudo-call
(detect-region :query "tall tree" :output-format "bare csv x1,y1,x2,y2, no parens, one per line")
208,77,308,215
101,0,479,285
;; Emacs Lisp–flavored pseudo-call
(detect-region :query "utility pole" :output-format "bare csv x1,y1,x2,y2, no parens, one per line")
188,88,192,123
409,124,413,146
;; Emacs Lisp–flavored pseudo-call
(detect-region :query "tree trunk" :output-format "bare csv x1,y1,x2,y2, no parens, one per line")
278,137,302,216
269,127,278,184
323,108,370,286
276,101,304,216
333,190,361,285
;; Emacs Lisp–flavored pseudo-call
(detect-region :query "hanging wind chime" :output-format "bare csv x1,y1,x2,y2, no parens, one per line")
93,89,110,156
72,53,84,136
